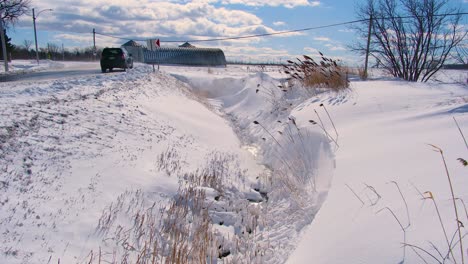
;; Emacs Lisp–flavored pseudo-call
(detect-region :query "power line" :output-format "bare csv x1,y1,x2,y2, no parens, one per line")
94,19,368,43
94,12,468,44
164,19,369,43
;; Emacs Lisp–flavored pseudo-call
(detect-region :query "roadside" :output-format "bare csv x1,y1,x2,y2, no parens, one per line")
0,63,265,263
0,60,104,83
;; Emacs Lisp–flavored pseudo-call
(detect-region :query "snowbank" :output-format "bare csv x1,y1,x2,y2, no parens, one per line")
2,61,465,264
169,65,335,263
0,64,267,263
0,60,63,74
288,73,468,263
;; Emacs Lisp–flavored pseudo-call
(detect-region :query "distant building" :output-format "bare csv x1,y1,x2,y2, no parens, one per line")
144,47,227,66
179,42,196,48
121,40,144,62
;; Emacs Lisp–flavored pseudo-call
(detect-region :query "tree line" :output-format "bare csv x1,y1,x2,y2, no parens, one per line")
0,32,102,61
11,41,103,61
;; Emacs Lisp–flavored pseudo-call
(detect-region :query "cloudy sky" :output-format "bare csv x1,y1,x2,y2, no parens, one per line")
7,0,468,63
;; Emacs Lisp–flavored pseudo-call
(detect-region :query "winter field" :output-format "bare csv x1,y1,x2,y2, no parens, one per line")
0,60,467,263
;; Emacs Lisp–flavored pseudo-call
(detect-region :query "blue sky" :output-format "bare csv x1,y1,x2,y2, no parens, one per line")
6,0,468,63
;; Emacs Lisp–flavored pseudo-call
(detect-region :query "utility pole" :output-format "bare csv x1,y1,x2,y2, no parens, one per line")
150,40,155,72
0,15,8,72
62,43,64,61
363,14,373,80
32,8,52,65
93,28,96,61
33,8,39,65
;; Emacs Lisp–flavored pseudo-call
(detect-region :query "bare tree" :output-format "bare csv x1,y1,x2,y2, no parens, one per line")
353,0,466,82
0,0,30,25
453,44,468,64
22,39,32,50
47,42,60,60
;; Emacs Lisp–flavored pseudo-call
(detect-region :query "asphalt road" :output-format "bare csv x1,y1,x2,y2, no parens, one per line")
0,62,126,83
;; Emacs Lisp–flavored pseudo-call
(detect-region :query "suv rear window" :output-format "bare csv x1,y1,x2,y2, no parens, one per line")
102,48,123,57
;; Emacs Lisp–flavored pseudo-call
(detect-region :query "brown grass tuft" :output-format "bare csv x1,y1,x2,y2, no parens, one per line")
283,52,349,91
358,67,368,80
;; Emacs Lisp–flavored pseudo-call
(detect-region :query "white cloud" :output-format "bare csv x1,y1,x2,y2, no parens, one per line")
53,33,92,43
304,47,320,54
53,33,121,48
318,37,348,52
304,46,355,63
13,0,335,62
273,21,286,26
313,36,331,42
223,45,296,62
310,1,321,7
18,0,304,48
329,46,346,51
218,0,320,8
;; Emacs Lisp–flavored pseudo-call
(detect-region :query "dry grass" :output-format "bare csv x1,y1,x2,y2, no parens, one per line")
161,185,217,264
283,53,349,92
88,151,269,263
342,66,370,80
90,183,218,264
358,67,368,80
348,144,468,264
428,144,465,264
157,147,184,177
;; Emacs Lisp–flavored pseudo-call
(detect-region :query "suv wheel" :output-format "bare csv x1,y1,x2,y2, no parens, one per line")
101,67,106,73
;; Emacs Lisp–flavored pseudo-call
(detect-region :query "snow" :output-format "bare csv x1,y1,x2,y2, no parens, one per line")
287,74,468,264
0,61,467,263
0,63,266,263
0,60,63,74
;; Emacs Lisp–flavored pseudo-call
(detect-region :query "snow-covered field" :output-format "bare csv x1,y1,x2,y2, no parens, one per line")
0,60,64,74
0,61,467,263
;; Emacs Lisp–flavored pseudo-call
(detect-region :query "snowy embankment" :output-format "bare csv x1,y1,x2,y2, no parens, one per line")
1,61,466,264
170,66,468,263
288,73,468,263
0,63,263,263
0,62,334,263
170,66,335,262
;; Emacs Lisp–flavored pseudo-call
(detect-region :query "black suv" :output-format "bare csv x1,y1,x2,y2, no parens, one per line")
100,47,133,73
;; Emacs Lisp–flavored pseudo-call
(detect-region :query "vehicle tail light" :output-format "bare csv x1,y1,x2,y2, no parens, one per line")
121,54,125,59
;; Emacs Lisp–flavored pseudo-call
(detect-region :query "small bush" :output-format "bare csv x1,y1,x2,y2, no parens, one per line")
342,66,369,80
283,52,349,92
358,67,368,80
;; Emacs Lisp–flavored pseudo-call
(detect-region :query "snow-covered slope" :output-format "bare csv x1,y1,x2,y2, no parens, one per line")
288,74,468,263
1,61,466,264
168,65,335,263
0,64,268,263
